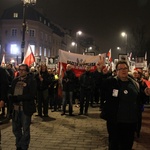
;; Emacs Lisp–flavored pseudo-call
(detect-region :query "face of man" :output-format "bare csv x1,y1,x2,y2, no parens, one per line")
116,63,129,80
85,65,91,71
19,66,28,77
41,64,47,72
66,64,72,71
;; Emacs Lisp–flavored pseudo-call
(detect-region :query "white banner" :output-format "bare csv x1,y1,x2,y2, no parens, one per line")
58,49,106,77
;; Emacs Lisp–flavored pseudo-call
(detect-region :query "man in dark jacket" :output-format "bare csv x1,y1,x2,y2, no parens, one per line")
0,66,9,110
101,60,144,150
79,65,94,116
35,64,52,117
10,64,37,150
61,64,75,116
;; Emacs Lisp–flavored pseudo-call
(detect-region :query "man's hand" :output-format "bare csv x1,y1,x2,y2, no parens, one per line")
0,100,4,108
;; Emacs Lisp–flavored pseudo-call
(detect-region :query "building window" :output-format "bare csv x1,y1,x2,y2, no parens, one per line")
29,29,35,37
39,47,42,56
44,20,46,24
13,13,18,18
11,28,17,37
44,48,46,56
10,44,19,54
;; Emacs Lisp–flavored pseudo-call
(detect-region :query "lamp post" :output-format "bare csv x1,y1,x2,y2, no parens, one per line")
121,32,127,54
21,0,37,63
76,31,82,53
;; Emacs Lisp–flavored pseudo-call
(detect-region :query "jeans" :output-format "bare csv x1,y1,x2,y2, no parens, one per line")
12,110,31,149
62,91,73,114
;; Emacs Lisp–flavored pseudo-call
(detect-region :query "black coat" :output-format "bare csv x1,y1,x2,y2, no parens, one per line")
62,70,75,92
79,71,94,91
101,76,142,122
0,67,9,101
11,74,37,116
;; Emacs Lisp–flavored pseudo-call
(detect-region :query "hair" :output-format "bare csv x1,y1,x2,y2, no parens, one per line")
19,64,29,72
115,60,129,70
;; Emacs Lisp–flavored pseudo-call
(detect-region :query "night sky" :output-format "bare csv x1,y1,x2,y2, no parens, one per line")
0,0,150,56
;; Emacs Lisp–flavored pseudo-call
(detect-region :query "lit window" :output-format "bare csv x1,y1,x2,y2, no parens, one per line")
29,29,35,37
39,47,42,56
44,48,46,56
10,44,19,54
11,28,17,37
48,49,50,57
13,13,18,18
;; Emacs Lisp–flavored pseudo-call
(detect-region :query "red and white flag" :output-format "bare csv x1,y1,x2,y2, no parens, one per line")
22,44,35,66
58,49,106,77
1,54,5,66
107,49,112,62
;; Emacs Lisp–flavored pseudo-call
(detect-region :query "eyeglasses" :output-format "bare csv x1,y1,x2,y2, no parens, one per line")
19,69,26,72
117,67,128,71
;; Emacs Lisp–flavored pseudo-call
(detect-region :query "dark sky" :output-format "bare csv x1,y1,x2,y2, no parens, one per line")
0,0,150,55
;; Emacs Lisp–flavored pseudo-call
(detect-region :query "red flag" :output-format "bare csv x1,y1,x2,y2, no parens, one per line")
142,78,150,88
107,49,112,62
22,44,35,66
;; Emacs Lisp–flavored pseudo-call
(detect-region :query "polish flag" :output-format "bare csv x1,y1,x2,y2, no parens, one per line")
107,49,112,62
22,44,35,66
1,54,5,66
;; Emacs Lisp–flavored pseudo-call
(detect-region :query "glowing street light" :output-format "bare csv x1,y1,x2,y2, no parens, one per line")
121,32,127,54
117,47,121,50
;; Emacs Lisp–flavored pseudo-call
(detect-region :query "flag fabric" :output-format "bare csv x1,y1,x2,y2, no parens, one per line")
142,78,150,88
22,44,35,66
107,49,112,62
1,54,5,66
145,51,147,60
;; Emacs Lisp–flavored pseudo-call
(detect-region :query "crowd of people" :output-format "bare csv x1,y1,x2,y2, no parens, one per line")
0,60,150,150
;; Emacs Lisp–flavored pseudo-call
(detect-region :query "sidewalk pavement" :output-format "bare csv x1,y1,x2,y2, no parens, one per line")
0,105,150,150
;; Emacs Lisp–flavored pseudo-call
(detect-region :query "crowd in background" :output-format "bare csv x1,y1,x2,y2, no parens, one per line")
0,61,150,150
0,62,150,118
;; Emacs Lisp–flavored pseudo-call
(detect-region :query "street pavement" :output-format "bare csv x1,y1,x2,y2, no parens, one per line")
0,105,150,150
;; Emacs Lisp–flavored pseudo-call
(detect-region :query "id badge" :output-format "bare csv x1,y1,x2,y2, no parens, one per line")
112,89,119,97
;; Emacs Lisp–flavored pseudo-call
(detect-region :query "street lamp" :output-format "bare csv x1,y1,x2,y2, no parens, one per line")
76,31,82,53
117,47,121,50
121,32,127,54
21,0,37,63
